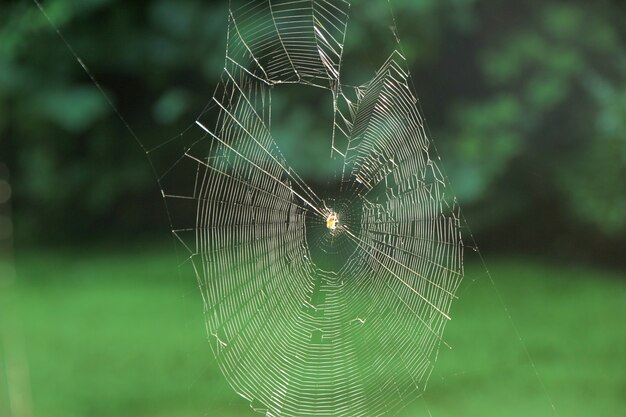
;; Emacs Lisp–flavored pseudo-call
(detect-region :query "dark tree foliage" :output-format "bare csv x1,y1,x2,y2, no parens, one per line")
1,0,624,261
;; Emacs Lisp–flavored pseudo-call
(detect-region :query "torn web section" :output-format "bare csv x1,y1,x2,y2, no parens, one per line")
333,50,464,412
330,85,359,164
226,0,349,88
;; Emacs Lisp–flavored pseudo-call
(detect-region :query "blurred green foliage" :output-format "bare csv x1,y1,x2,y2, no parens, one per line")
1,0,624,258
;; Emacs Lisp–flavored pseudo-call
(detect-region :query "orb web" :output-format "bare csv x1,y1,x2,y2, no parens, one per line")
152,1,464,415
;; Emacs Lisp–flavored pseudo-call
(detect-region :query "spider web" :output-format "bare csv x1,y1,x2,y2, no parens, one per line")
145,1,464,415
27,0,570,414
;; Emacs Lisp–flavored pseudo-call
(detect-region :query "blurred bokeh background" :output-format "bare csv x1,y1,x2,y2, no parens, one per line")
1,0,624,416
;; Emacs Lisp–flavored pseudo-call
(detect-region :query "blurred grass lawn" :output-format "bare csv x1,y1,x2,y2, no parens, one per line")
3,244,624,417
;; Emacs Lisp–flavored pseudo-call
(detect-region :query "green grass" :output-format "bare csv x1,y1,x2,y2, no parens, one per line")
1,244,624,417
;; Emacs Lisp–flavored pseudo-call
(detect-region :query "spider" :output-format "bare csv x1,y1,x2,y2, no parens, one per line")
326,211,338,231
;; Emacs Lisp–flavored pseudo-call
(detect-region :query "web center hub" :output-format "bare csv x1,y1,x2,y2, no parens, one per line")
326,211,338,231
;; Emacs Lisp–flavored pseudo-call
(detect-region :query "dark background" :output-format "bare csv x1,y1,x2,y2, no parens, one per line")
0,1,624,417
2,0,625,263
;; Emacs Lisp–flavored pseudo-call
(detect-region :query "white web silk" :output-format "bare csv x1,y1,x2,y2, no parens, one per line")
156,1,463,415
